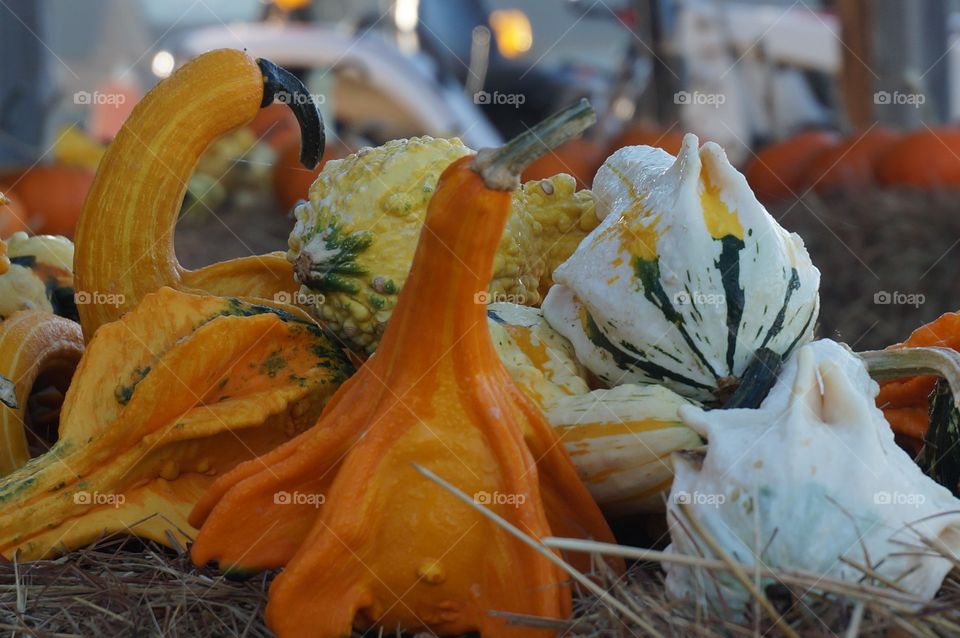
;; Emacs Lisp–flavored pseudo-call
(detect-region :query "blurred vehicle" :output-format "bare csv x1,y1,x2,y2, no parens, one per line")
164,20,502,149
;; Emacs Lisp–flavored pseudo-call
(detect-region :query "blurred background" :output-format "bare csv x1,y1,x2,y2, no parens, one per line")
1,0,958,349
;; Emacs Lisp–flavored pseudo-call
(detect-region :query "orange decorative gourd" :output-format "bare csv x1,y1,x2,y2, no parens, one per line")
876,312,960,447
0,310,83,474
190,101,617,636
272,137,352,211
745,130,839,201
874,127,960,188
12,166,94,237
521,137,603,189
74,49,324,339
803,127,899,194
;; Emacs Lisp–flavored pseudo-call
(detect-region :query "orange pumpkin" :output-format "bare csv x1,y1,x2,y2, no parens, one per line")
803,127,900,194
521,137,603,189
606,123,684,156
272,137,352,210
0,190,30,237
745,130,839,202
13,166,94,237
874,127,960,188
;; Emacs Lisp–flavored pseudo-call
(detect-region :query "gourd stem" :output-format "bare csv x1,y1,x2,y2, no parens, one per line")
473,98,597,190
860,347,960,411
720,347,782,409
257,58,325,169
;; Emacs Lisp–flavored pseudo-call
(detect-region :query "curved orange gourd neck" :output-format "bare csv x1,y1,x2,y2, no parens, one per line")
373,156,509,377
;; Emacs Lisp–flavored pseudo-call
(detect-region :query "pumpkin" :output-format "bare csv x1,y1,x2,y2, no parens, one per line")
543,134,821,403
73,49,324,339
802,126,899,194
874,127,960,188
666,339,960,617
190,101,618,637
744,129,838,201
0,287,352,560
0,232,76,321
606,123,685,156
272,136,353,211
12,166,94,237
0,311,83,475
0,190,30,236
520,137,603,189
288,136,598,353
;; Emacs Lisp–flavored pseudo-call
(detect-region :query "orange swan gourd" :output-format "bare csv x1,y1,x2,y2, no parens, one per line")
73,49,324,340
190,101,618,637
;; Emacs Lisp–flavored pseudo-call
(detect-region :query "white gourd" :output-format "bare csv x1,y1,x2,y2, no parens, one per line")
665,339,960,614
543,133,820,402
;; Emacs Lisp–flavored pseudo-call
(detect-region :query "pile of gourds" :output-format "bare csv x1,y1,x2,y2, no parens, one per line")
2,49,960,636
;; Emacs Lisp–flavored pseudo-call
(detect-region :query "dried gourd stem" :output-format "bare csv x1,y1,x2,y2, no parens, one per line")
472,98,597,190
257,58,325,169
0,376,15,410
860,347,960,411
412,463,664,638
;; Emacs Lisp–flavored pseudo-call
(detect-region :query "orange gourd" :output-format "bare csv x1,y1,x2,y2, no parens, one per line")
745,130,839,201
190,102,617,636
876,312,960,444
875,127,960,188
74,49,324,339
803,127,899,194
12,166,94,237
0,310,83,474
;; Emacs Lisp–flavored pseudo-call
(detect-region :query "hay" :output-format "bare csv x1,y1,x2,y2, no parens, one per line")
774,188,960,350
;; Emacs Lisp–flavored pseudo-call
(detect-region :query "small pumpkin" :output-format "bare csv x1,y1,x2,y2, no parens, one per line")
543,134,821,403
874,127,960,188
12,166,94,237
744,129,838,201
802,126,899,194
0,310,83,475
190,102,618,637
0,232,76,321
73,49,324,339
0,287,351,560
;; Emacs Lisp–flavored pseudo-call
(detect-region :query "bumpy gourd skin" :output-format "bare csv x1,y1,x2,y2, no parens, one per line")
288,136,598,353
